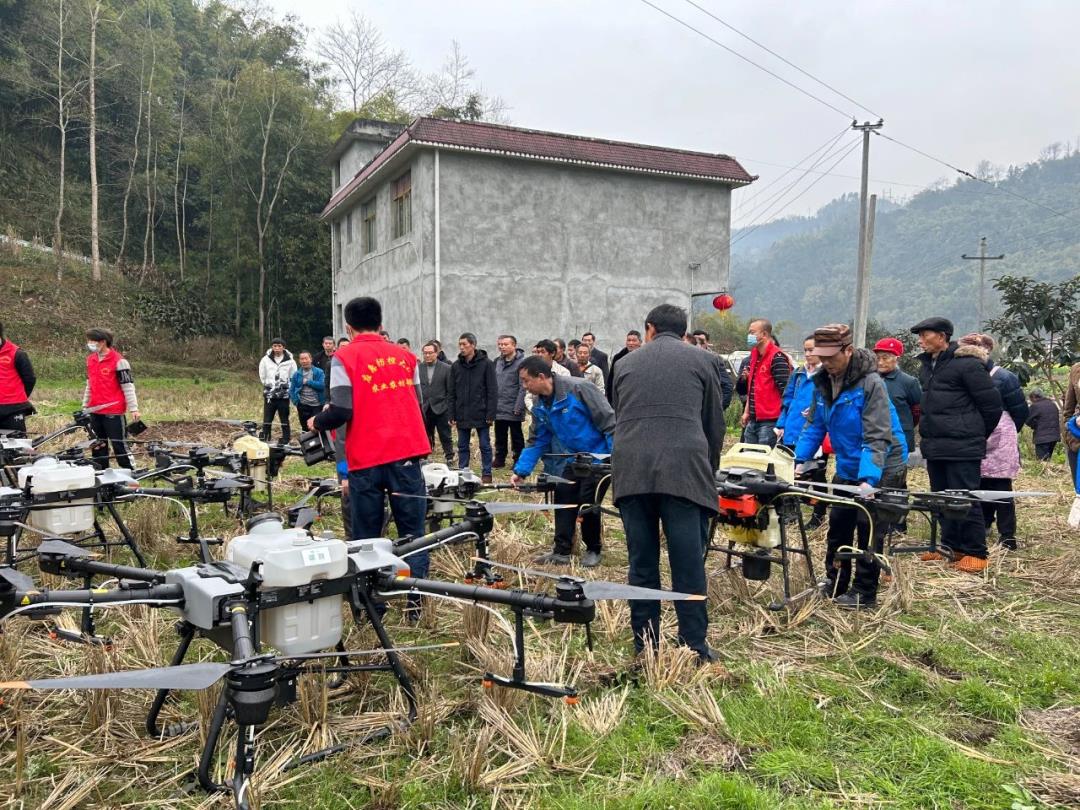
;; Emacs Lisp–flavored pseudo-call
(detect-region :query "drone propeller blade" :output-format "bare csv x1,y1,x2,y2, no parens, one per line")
293,507,318,530
277,642,460,662
542,474,575,485
471,556,569,582
0,566,36,592
800,481,875,496
481,502,574,515
36,538,93,559
82,402,120,415
966,490,1053,501
0,661,233,692
580,581,705,602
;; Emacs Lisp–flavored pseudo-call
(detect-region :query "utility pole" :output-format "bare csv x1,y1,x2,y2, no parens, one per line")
961,236,1005,327
852,119,884,348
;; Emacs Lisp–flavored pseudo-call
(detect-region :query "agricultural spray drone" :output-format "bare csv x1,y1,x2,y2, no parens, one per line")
0,512,699,810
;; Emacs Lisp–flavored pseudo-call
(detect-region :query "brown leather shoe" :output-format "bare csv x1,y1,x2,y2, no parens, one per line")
481,474,492,484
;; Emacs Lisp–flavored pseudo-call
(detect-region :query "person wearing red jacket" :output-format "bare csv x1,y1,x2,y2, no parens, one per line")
310,297,431,616
740,318,791,447
0,322,37,434
82,327,140,469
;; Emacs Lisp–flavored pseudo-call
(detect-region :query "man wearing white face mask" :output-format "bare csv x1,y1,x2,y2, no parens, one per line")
740,318,791,446
82,327,140,469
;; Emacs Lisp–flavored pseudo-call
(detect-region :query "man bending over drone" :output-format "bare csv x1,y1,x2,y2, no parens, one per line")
511,355,615,567
794,324,908,610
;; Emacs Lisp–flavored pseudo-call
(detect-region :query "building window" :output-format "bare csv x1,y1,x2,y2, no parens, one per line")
391,171,412,239
361,198,376,254
333,221,341,269
346,211,353,244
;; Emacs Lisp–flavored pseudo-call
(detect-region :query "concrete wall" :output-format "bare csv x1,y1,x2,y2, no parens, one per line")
437,152,731,358
332,149,733,360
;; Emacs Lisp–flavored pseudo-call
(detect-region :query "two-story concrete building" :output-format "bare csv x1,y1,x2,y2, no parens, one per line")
321,117,753,354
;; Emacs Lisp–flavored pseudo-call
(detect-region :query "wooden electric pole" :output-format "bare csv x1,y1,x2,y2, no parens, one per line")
853,119,884,348
961,237,1005,328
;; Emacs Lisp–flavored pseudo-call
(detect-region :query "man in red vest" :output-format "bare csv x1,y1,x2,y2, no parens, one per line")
0,322,36,434
83,327,141,469
310,297,431,612
740,318,791,447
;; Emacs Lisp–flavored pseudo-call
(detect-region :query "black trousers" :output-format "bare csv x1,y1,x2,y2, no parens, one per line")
423,407,454,463
261,398,290,443
979,476,1016,539
493,419,524,464
89,413,133,469
1035,441,1057,461
551,473,607,555
0,411,28,434
295,403,321,437
926,459,987,558
619,494,710,655
824,468,904,599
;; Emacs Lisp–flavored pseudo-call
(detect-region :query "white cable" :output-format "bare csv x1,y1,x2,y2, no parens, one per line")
397,531,479,559
129,493,191,523
0,599,183,625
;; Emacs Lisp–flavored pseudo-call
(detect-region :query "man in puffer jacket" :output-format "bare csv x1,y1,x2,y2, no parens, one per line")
492,335,527,468
795,324,908,609
959,334,1021,550
258,338,296,444
910,317,1003,572
447,333,498,482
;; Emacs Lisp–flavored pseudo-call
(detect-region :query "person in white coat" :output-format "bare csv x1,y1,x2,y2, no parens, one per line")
258,338,296,443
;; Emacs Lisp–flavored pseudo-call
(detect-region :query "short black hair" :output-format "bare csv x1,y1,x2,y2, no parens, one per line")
692,329,709,341
86,327,114,347
582,331,596,340
520,355,554,378
554,338,566,351
344,297,381,331
270,337,285,346
397,338,410,347
422,341,439,352
534,339,556,356
568,339,581,349
322,335,334,343
627,329,642,339
459,332,477,346
497,334,517,345
337,337,350,346
298,350,312,359
644,304,686,337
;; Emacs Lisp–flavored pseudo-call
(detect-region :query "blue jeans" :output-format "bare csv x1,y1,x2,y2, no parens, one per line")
457,425,493,475
619,494,710,656
743,419,778,446
348,458,429,580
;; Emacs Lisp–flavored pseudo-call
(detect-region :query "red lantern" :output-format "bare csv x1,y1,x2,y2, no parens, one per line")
713,293,734,311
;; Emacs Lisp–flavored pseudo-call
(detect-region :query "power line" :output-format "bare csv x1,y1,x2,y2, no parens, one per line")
680,0,882,119
636,0,855,119
733,126,850,217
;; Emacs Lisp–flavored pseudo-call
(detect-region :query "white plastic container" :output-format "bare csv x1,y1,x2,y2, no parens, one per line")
226,516,348,655
720,443,795,483
17,457,96,535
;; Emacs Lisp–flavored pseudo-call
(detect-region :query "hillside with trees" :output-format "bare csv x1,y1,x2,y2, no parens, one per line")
730,147,1080,338
0,0,502,351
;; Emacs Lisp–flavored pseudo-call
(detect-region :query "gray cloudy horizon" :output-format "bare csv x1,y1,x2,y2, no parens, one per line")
269,0,1080,230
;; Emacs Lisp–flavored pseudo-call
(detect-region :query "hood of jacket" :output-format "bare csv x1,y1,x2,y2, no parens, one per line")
955,343,989,363
265,348,293,363
457,348,490,368
814,347,876,404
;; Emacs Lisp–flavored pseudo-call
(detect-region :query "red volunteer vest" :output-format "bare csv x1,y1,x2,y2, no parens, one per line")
0,341,28,406
86,348,126,415
337,334,430,470
748,341,787,421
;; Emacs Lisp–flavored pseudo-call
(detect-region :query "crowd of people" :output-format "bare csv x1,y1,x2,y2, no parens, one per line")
0,301,1075,658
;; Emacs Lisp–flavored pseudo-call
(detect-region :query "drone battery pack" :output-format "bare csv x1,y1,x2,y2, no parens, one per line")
298,430,334,466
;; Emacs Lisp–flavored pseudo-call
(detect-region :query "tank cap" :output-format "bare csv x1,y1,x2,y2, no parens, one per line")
245,512,282,532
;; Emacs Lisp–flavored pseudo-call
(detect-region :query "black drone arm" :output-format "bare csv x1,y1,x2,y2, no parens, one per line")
2,581,184,618
392,519,487,558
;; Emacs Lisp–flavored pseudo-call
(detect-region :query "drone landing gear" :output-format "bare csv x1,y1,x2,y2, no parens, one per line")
481,606,580,704
885,509,947,557
710,506,818,611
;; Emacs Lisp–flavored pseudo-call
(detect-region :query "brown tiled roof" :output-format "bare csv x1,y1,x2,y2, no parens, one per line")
321,117,754,219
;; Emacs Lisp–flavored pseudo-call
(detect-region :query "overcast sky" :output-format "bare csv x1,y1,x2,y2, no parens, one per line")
268,0,1080,230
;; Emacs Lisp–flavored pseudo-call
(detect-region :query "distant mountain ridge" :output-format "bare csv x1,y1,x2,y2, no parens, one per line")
728,149,1080,339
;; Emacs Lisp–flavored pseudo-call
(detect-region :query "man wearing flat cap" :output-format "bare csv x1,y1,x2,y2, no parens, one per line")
794,324,908,608
910,317,1003,572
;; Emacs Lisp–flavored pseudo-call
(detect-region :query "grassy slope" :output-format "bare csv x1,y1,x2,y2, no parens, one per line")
2,368,1079,808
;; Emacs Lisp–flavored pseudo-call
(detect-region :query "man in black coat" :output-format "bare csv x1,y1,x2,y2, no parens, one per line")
606,330,642,402
447,332,498,483
582,331,609,378
312,336,336,380
611,303,725,663
1025,390,1060,460
419,341,454,465
911,317,1003,571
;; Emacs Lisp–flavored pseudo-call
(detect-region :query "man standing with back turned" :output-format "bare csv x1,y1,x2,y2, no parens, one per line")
311,297,432,607
611,303,725,663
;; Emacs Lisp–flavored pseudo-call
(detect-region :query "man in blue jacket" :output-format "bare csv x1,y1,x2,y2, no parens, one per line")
795,324,908,609
289,350,325,438
512,355,615,567
776,335,827,528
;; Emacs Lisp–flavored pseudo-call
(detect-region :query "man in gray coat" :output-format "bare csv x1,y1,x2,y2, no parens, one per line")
611,303,725,663
492,335,527,467
419,341,454,465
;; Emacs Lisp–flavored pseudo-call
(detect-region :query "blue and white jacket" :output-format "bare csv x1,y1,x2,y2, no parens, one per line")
777,365,818,448
795,349,907,485
514,375,614,478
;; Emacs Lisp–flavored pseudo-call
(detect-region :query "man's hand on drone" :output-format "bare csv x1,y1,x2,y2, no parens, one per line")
306,416,317,431
510,474,525,489
857,482,876,498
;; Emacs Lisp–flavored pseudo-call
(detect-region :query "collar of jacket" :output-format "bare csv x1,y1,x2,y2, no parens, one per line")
266,348,293,362
955,343,989,363
457,348,489,366
539,373,575,408
917,341,958,368
813,347,877,403
496,347,524,367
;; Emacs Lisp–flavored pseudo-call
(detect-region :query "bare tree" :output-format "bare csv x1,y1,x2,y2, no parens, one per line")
420,40,508,122
84,0,103,280
316,11,414,113
173,80,187,279
140,0,157,278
